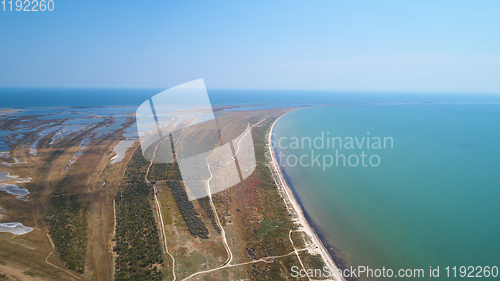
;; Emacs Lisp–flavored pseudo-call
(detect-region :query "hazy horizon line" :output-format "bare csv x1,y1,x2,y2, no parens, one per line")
1,87,499,95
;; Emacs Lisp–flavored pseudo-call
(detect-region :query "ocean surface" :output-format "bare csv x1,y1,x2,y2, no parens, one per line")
273,104,500,280
3,87,500,108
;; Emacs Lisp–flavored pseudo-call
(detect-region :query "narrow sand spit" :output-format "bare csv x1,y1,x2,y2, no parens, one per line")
268,113,346,281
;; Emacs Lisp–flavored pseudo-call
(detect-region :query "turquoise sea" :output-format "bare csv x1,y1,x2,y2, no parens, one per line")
273,104,500,280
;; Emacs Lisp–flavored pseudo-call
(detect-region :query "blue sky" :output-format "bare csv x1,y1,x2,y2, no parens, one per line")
0,0,499,93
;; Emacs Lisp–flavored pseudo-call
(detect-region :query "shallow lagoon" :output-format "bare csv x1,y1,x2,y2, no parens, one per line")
0,222,33,235
0,172,30,200
0,131,12,152
0,184,29,200
0,172,14,181
111,140,136,164
62,118,104,125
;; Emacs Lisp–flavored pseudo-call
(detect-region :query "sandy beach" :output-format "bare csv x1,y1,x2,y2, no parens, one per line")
268,112,346,281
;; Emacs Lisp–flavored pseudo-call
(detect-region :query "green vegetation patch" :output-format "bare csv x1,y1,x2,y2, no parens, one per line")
166,180,209,239
113,150,164,281
44,176,88,274
198,196,221,234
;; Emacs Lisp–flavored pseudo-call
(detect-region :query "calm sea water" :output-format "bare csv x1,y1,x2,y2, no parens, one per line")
274,104,500,280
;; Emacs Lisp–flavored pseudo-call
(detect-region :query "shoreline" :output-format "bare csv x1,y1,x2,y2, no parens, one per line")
267,111,346,281
279,165,356,280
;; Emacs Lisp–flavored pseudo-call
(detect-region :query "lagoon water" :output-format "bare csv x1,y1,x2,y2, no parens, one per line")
0,184,30,200
274,104,500,280
0,222,33,235
111,140,136,164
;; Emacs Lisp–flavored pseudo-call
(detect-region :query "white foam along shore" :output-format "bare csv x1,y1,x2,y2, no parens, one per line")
268,112,346,281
